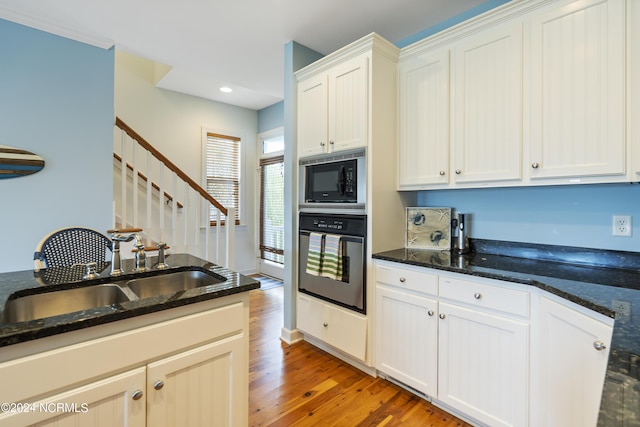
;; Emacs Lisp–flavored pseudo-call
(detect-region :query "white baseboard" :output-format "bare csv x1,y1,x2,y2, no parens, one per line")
280,327,303,345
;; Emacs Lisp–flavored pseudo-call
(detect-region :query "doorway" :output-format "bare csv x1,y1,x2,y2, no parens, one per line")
257,130,284,280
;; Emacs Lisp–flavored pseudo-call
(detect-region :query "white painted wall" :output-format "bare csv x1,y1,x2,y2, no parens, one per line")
114,51,259,274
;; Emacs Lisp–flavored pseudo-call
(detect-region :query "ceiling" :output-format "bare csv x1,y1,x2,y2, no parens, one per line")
0,0,490,111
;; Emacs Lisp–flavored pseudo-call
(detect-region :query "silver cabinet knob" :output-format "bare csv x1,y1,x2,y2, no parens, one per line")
320,141,325,147
323,322,328,327
329,140,334,145
427,310,435,317
439,313,446,319
153,380,165,390
593,341,607,351
474,293,482,300
531,162,539,169
399,277,406,283
132,390,144,401
439,171,446,176
455,169,462,175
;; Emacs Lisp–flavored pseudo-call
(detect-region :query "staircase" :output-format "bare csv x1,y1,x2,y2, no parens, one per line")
113,118,235,269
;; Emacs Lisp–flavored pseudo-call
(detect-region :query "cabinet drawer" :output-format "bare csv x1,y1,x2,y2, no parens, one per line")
297,295,367,360
375,263,438,295
439,276,529,317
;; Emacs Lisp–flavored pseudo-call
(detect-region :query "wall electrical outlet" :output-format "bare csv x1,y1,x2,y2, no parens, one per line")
612,299,632,323
612,215,632,237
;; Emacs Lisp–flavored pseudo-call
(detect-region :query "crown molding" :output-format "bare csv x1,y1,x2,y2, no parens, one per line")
0,6,114,50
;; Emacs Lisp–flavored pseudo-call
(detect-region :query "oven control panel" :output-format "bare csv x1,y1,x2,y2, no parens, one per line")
299,213,366,237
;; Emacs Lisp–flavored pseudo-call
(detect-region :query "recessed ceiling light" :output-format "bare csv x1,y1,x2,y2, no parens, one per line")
220,87,232,93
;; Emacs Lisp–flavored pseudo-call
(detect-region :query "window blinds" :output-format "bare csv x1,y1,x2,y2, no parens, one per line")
206,133,240,224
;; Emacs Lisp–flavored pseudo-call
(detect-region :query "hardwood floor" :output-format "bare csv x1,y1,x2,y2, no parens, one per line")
249,287,472,427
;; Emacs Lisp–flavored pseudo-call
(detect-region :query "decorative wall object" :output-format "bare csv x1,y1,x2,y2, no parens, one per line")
0,145,45,179
406,207,452,250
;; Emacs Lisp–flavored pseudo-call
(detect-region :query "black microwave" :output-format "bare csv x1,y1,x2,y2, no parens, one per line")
305,159,358,203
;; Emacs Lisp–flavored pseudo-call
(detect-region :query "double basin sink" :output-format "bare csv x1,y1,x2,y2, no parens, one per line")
3,269,226,323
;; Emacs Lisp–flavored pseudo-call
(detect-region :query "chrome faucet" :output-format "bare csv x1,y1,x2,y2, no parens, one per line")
133,234,147,272
110,233,135,276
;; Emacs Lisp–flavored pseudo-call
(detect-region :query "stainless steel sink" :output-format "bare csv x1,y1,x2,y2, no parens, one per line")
126,270,224,298
3,284,132,323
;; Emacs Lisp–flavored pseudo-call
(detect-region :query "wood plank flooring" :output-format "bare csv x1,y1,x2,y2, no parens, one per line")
249,286,472,427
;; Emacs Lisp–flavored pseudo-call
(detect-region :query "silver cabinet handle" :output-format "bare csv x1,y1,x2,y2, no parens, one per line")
531,162,539,169
399,277,406,283
439,171,446,176
132,390,144,401
439,313,446,319
323,322,328,327
474,293,482,300
329,140,334,145
153,380,165,390
428,310,435,317
593,341,607,351
320,141,325,147
455,169,462,175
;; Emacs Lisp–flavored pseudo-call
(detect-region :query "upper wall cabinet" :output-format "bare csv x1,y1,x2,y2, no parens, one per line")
528,0,625,181
452,24,523,184
398,50,450,188
297,55,368,157
398,0,633,190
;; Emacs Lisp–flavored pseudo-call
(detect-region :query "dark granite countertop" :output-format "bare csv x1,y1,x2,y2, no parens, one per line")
373,240,640,427
0,253,259,348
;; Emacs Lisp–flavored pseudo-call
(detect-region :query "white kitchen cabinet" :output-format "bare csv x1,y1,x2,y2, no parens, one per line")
0,295,249,427
147,335,245,427
374,261,530,426
528,0,625,181
630,0,640,180
375,263,439,396
297,294,367,361
438,301,529,427
297,54,368,157
0,367,146,427
397,49,450,188
452,23,523,184
531,295,613,427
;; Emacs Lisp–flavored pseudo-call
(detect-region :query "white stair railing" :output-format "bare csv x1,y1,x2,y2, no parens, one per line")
113,118,235,269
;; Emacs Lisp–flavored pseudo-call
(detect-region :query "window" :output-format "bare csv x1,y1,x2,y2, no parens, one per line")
205,132,241,225
259,155,284,264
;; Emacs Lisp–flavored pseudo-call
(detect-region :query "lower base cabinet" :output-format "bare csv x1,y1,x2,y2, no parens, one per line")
374,260,613,427
438,301,529,427
297,294,367,361
0,295,249,427
532,296,613,427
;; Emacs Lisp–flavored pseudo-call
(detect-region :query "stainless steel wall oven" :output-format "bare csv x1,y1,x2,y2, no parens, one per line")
298,212,366,314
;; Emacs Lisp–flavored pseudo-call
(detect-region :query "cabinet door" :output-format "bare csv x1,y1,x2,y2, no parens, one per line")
529,0,625,180
146,334,247,427
0,367,146,427
438,302,529,427
398,50,450,188
298,74,328,157
534,296,613,427
297,295,367,361
376,286,438,396
328,55,368,153
452,23,523,184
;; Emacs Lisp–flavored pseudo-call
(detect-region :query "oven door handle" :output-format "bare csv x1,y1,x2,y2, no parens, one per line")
299,230,364,244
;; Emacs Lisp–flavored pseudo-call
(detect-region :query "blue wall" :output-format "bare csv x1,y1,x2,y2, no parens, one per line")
0,19,115,272
417,184,640,252
258,101,284,133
